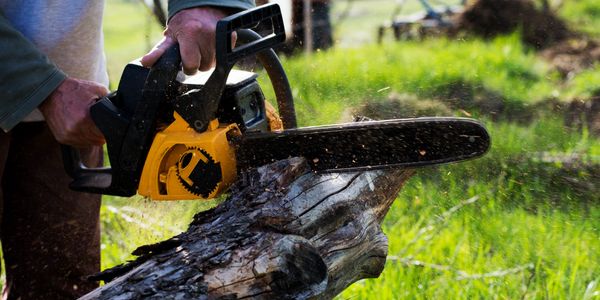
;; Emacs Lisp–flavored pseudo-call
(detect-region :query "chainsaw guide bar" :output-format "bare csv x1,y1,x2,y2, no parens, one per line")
237,117,490,172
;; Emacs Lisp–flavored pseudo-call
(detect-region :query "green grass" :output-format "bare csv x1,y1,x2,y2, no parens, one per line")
564,65,600,99
260,34,569,126
345,206,600,299
99,0,600,298
560,0,600,37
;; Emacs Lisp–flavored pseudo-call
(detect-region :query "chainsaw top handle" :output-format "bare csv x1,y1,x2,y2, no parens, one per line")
62,3,295,196
175,2,296,132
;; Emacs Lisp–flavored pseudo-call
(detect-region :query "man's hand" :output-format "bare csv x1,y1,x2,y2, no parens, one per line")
141,6,229,75
39,77,108,147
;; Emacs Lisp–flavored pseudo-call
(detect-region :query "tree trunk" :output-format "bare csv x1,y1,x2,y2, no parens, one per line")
80,157,414,299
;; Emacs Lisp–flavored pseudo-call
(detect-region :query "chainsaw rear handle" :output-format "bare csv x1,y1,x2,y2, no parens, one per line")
60,43,182,196
62,3,295,196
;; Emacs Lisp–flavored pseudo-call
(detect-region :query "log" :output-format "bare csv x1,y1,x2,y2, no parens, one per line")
80,157,414,299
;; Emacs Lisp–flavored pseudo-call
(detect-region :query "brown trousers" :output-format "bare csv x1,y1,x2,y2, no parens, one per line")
0,122,101,299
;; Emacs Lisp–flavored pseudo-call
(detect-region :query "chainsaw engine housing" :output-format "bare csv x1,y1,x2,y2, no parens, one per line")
101,62,271,200
62,4,291,200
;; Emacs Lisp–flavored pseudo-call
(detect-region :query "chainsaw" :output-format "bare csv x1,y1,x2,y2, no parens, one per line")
62,3,490,201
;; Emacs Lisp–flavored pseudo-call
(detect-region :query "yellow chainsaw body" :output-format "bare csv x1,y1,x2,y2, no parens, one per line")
138,113,240,200
62,6,296,200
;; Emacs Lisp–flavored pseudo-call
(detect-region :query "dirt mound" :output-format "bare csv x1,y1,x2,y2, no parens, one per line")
457,0,573,49
564,93,600,137
540,39,600,77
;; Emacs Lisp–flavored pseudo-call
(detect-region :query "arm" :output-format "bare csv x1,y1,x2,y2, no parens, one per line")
141,0,255,74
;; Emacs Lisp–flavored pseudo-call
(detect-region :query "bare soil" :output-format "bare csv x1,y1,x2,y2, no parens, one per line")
540,39,600,77
358,89,600,137
565,94,600,137
456,0,573,50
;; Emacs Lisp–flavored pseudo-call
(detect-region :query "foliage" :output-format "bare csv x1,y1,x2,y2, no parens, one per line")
560,0,600,37
563,65,600,99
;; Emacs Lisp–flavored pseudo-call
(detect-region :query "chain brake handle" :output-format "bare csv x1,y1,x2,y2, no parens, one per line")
174,3,286,132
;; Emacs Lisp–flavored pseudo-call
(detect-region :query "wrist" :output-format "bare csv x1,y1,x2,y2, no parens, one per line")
39,77,70,115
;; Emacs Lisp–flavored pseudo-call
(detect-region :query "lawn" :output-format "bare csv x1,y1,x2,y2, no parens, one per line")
101,0,600,298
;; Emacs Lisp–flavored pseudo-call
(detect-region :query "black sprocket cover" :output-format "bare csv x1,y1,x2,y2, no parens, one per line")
176,148,223,198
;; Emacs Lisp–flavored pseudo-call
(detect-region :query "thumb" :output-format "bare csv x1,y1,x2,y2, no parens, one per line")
141,36,176,67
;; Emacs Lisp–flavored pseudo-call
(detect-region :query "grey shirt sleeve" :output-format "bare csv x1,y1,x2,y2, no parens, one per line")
0,9,66,132
168,0,255,20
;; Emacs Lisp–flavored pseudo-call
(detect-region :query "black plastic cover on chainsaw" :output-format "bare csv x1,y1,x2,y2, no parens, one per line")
62,3,287,196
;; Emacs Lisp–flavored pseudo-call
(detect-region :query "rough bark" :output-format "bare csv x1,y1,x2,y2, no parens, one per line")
80,157,414,299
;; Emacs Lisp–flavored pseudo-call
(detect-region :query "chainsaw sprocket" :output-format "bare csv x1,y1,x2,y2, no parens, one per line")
175,146,223,198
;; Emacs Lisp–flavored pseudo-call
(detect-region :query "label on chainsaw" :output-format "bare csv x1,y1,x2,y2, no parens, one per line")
176,147,222,198
236,117,490,172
